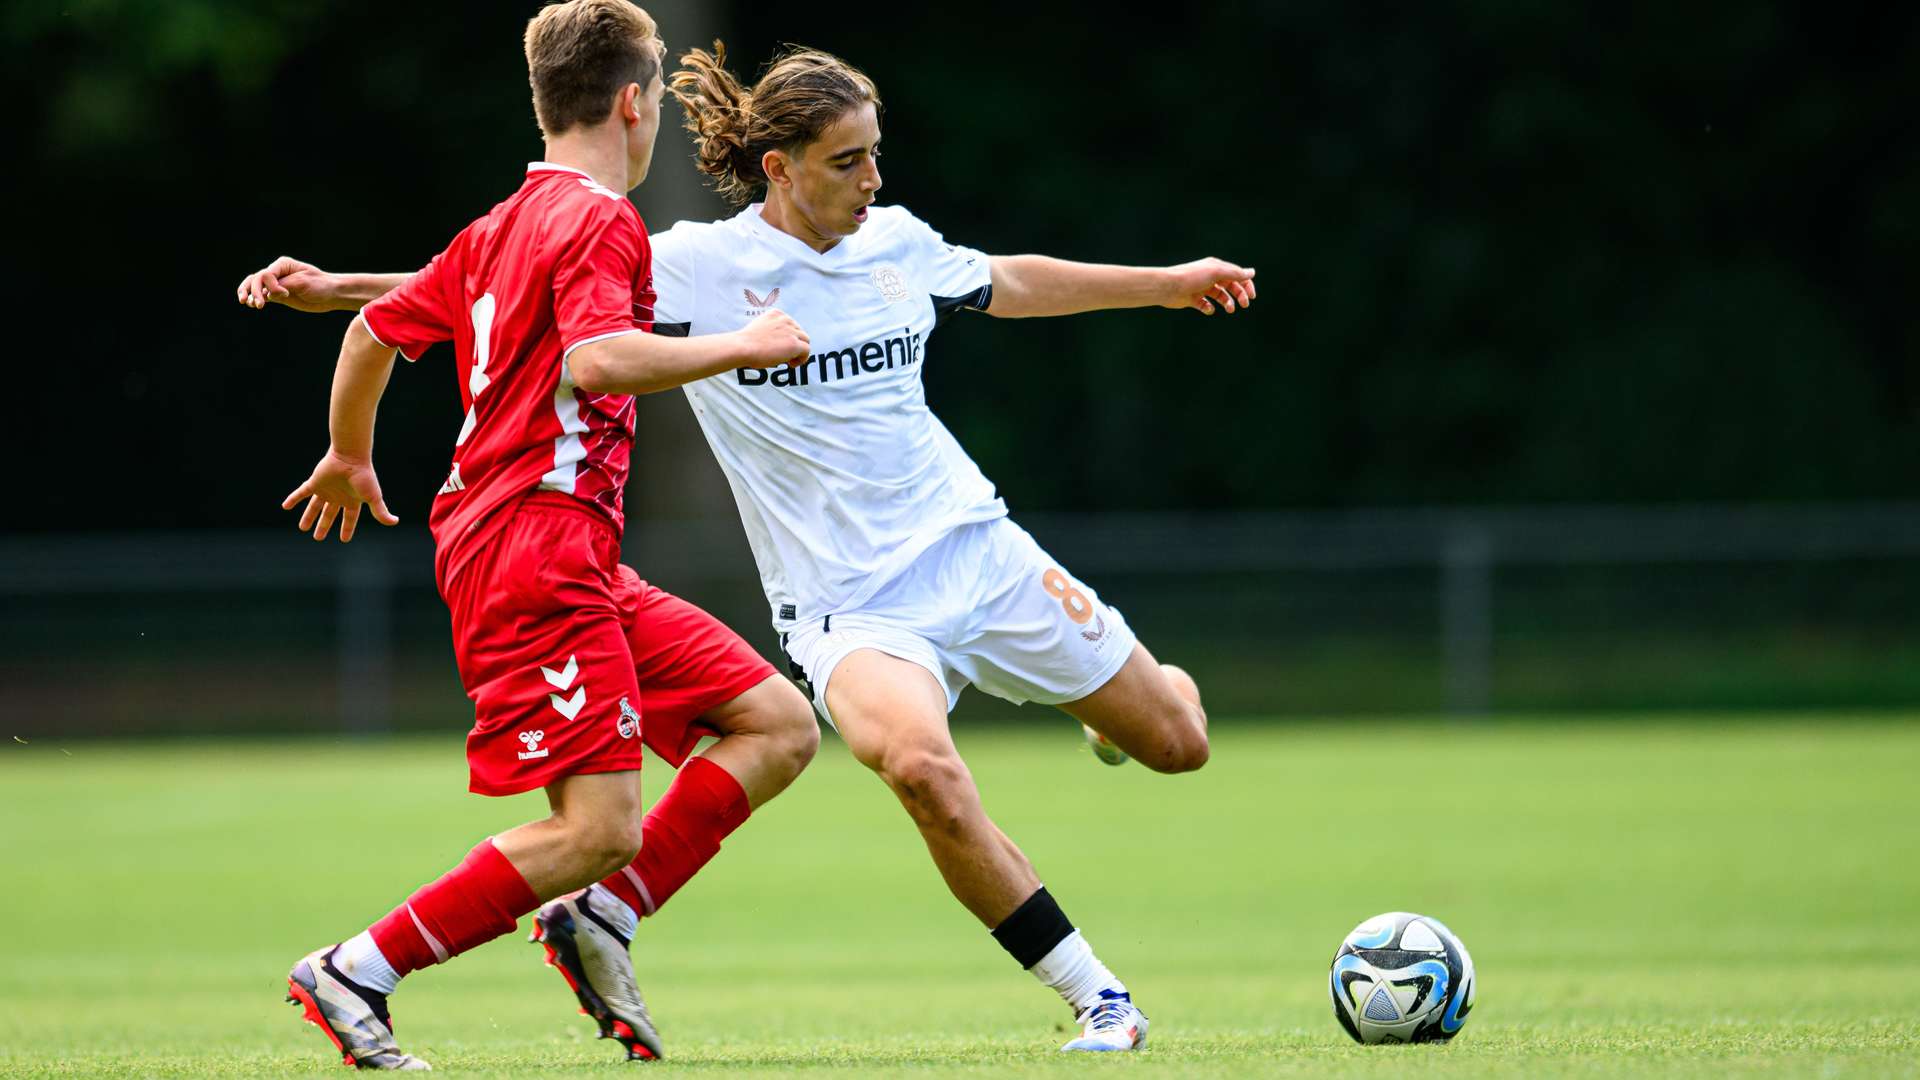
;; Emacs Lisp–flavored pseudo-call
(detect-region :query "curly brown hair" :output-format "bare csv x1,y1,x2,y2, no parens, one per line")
670,42,881,206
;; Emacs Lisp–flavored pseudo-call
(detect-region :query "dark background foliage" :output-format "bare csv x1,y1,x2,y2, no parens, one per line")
4,1,1913,534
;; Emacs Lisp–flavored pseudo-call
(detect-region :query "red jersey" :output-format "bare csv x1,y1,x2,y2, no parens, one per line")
362,163,654,584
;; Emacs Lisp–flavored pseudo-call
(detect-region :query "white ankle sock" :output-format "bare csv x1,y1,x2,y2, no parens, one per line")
1029,930,1125,1014
587,883,639,941
333,931,400,995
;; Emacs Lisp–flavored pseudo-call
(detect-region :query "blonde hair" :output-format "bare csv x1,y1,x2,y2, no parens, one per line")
524,0,665,137
670,42,881,206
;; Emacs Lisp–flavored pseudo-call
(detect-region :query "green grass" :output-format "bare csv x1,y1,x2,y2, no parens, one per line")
3,716,1918,1077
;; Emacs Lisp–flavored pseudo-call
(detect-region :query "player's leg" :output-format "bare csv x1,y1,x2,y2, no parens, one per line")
961,520,1207,774
1058,642,1209,774
291,769,643,1070
569,672,815,941
581,576,815,932
292,496,655,1067
693,671,820,807
826,647,1144,1051
532,576,815,1059
831,648,1039,921
492,769,646,895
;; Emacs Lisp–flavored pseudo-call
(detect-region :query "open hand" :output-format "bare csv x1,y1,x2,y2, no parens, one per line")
282,448,398,542
1163,258,1256,315
237,255,337,312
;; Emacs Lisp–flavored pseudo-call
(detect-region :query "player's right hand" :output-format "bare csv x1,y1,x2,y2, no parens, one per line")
237,255,337,312
735,309,811,368
282,448,399,543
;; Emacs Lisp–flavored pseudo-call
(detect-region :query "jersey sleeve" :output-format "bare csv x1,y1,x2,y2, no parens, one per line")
361,241,459,362
899,211,994,325
646,225,695,338
554,204,648,358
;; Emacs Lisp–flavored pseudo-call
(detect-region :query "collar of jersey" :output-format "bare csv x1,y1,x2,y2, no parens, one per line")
739,203,857,265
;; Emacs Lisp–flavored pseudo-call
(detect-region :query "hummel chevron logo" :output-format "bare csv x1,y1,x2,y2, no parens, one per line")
541,656,578,690
549,687,586,721
517,729,549,760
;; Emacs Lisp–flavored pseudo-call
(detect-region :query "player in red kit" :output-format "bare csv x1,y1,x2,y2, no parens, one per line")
261,1,817,1068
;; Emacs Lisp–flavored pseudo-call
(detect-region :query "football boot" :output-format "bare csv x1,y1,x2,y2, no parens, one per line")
531,888,664,1061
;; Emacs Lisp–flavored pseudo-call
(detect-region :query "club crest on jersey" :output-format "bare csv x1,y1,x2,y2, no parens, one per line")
871,265,910,304
617,697,639,739
744,286,780,313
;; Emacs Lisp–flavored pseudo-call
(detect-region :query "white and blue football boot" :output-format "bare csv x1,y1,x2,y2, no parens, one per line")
1061,989,1149,1051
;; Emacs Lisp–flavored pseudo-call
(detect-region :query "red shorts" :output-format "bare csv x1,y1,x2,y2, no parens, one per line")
441,492,777,797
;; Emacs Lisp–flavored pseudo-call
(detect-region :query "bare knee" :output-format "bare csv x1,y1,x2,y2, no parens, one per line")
779,702,821,776
560,813,644,881
1141,702,1210,774
1156,664,1209,773
1164,712,1210,773
754,685,820,778
877,746,976,834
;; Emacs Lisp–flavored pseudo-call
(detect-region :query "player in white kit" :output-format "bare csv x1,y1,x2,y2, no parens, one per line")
660,45,1253,1052
235,43,1253,1054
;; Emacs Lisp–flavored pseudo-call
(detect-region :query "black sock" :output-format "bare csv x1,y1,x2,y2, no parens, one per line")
990,886,1075,970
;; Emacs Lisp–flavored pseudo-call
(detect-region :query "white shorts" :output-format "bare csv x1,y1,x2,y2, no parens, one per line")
777,518,1137,725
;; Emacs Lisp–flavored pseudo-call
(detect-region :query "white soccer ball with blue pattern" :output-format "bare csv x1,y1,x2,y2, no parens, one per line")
1329,911,1476,1044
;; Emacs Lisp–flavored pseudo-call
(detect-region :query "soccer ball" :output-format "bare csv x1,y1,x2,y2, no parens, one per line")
1328,911,1476,1044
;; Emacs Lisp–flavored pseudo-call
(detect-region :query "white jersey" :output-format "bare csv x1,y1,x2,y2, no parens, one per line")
651,204,1002,623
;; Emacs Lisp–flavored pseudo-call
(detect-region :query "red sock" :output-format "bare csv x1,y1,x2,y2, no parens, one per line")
367,839,539,978
598,756,750,918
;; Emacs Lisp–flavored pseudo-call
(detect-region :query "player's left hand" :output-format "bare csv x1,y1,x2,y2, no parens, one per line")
282,448,399,542
1162,258,1256,316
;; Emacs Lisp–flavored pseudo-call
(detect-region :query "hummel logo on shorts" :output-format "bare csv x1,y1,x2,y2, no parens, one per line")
518,730,549,760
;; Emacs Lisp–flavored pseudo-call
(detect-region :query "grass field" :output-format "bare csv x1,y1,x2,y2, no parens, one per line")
3,716,1918,1077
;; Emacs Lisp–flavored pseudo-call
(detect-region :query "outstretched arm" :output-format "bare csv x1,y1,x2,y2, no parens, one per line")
236,256,411,312
985,255,1256,319
280,315,401,542
238,256,812,395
